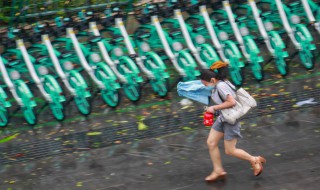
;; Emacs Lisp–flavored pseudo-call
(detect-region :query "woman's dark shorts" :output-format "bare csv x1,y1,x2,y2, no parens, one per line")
212,116,243,141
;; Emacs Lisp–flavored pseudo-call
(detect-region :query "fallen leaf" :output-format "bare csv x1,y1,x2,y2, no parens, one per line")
138,121,148,130
86,132,102,136
0,133,20,144
182,126,192,130
76,182,83,187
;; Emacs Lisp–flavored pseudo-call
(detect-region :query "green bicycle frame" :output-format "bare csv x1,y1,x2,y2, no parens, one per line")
0,53,37,125
235,1,289,76
161,10,220,69
28,41,92,115
54,27,122,107
211,1,264,81
0,84,11,127
186,7,245,85
81,26,143,101
261,0,316,69
134,15,200,82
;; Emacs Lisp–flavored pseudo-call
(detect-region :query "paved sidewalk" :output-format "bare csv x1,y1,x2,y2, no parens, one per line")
0,105,319,190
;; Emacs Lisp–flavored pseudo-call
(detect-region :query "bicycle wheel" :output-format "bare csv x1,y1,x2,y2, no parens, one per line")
299,50,315,69
250,58,264,81
74,96,91,115
0,106,9,127
68,72,91,115
101,88,121,107
0,87,10,127
23,106,37,125
123,82,141,102
144,52,169,97
224,48,243,86
43,76,65,121
16,80,37,125
151,78,169,97
269,31,288,75
275,56,288,76
244,37,263,81
178,51,199,81
199,44,220,67
49,101,65,121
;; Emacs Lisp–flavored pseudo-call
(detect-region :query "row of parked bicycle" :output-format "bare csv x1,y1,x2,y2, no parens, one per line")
0,0,319,127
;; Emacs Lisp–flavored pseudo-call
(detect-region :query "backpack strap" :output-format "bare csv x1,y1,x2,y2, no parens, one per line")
217,90,224,103
216,84,224,103
216,80,237,103
222,80,237,91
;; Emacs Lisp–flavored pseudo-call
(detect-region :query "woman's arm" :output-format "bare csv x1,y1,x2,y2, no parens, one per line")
207,94,236,113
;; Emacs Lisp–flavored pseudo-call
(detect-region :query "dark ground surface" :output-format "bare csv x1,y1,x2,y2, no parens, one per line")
1,106,320,190
0,19,320,190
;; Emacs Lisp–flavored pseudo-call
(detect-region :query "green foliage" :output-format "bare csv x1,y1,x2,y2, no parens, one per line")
0,0,137,26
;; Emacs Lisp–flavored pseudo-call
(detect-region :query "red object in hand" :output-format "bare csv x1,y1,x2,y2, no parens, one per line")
203,112,214,126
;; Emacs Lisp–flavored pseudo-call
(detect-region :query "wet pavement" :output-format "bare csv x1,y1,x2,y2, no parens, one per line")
0,106,319,190
0,24,320,190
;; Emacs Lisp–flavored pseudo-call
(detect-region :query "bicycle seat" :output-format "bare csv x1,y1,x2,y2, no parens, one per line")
110,35,124,43
89,36,102,43
129,54,137,59
169,29,182,37
289,1,300,7
261,11,272,17
137,32,151,39
216,20,229,26
236,16,248,22
7,59,21,67
192,24,206,32
35,55,49,63
60,50,73,58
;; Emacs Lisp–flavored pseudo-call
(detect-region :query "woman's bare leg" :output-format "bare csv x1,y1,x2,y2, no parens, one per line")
224,139,266,176
224,139,255,162
206,128,225,180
